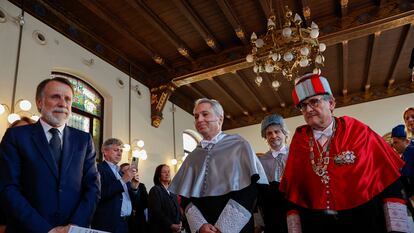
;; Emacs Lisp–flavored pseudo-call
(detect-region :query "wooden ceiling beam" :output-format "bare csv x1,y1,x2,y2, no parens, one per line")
300,0,312,26
321,9,414,46
169,90,195,114
377,0,387,7
127,0,194,61
364,31,381,93
339,0,349,17
34,0,150,78
210,78,250,115
341,41,349,97
215,0,248,44
76,0,171,69
172,0,220,53
387,24,414,88
259,0,271,19
235,72,268,112
187,83,210,99
172,7,414,87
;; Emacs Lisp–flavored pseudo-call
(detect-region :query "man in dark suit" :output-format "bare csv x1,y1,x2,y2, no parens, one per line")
120,163,149,233
92,138,139,233
0,77,101,233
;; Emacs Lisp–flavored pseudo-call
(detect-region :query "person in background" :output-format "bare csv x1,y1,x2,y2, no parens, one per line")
403,107,414,141
120,163,149,233
148,164,182,233
0,77,100,233
92,138,139,233
169,98,268,233
257,114,289,233
391,124,414,217
0,116,37,233
9,116,36,128
280,73,409,233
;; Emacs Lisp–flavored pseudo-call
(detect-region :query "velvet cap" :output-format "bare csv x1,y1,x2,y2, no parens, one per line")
391,124,406,138
292,73,332,107
261,114,285,138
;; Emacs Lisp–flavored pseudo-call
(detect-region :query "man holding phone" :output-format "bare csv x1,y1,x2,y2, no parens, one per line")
91,138,139,233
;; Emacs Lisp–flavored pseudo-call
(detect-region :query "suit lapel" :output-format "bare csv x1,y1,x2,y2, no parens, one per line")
60,126,75,177
102,161,118,181
32,122,59,179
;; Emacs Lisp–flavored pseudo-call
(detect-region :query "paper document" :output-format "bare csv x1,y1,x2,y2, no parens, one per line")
68,225,110,233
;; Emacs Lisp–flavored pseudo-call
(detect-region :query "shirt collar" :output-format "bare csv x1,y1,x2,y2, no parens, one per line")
104,160,119,171
200,131,224,149
312,119,334,140
39,118,65,135
271,145,288,158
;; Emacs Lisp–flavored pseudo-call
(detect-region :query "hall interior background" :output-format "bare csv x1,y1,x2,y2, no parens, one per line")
0,1,413,186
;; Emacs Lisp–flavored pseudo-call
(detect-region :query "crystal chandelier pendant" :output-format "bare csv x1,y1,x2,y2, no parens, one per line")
255,76,263,86
246,5,326,89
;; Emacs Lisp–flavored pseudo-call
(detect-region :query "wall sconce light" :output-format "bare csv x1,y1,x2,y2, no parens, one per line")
123,143,131,152
0,104,10,115
0,99,39,124
18,99,31,111
7,113,20,124
125,139,147,161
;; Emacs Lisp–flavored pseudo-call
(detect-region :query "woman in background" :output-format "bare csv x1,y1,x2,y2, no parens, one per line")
148,164,182,233
404,107,414,141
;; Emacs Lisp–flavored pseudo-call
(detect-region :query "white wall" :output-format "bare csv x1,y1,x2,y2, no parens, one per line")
0,1,196,187
226,93,414,153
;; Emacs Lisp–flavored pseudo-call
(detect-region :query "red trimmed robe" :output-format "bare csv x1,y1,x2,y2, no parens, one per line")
280,116,405,232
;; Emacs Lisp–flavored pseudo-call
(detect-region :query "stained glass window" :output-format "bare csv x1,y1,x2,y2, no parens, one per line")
68,78,102,117
68,112,90,133
51,71,104,161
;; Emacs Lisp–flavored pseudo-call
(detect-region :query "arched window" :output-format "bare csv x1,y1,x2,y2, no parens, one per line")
182,130,201,160
51,71,104,160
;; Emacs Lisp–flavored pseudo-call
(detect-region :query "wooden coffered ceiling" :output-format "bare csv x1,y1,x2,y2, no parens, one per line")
9,0,414,130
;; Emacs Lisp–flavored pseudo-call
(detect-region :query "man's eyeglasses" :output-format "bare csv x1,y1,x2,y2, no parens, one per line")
297,97,324,111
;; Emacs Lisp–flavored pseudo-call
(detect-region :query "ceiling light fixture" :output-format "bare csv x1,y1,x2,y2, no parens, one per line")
246,2,326,90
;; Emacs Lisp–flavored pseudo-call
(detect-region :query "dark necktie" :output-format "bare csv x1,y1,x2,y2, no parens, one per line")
49,128,62,168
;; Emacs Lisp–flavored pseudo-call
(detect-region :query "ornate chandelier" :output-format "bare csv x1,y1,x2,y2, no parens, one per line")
246,5,326,89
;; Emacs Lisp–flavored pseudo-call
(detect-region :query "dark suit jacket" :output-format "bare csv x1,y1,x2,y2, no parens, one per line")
130,183,149,233
91,161,136,232
148,185,181,233
0,122,100,233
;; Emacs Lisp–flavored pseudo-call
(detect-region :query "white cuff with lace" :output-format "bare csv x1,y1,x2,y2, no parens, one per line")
214,199,251,233
286,210,302,233
185,203,208,233
383,199,410,232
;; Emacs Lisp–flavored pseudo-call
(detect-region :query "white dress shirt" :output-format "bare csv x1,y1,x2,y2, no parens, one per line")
39,118,65,146
105,160,132,217
313,120,334,146
200,131,225,150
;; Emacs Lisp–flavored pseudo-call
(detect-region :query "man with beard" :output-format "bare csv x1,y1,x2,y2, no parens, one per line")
0,77,100,233
280,73,409,233
257,114,289,233
169,98,268,233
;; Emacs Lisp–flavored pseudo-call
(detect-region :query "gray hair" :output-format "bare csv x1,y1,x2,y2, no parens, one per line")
102,138,123,151
193,98,224,117
321,94,334,102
